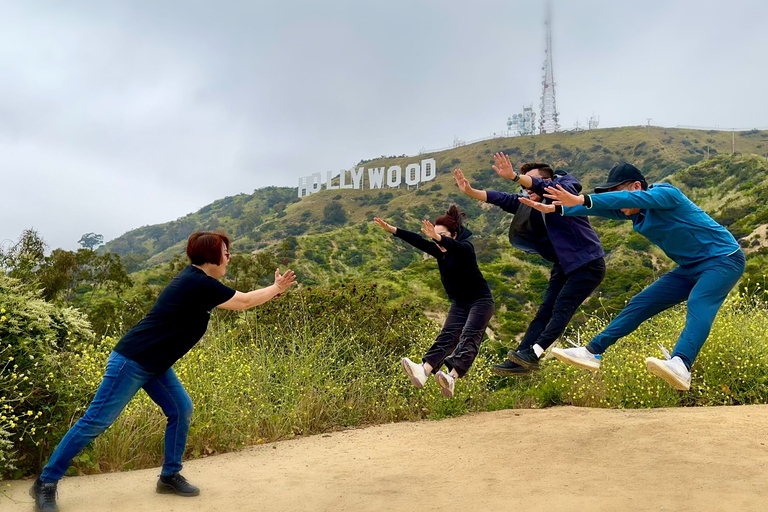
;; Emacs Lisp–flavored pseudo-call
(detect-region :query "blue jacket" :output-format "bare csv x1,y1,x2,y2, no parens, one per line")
486,173,605,275
561,183,740,267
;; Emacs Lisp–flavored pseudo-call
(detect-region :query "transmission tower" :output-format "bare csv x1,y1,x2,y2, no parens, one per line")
539,3,559,134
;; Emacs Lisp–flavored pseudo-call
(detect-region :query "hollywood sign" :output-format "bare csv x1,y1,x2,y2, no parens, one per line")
298,158,437,198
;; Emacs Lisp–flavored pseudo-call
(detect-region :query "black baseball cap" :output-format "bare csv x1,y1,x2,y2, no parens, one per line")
594,163,646,193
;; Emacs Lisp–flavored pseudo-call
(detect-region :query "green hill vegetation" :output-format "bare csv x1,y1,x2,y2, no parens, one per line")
101,127,768,341
4,126,768,479
104,126,768,260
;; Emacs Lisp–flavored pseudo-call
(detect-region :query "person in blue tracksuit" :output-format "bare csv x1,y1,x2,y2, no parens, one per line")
521,163,745,391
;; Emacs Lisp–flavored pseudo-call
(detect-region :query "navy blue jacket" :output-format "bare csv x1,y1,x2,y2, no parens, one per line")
486,173,605,275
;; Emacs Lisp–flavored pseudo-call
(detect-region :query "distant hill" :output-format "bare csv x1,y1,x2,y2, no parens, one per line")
104,126,768,262
102,127,768,341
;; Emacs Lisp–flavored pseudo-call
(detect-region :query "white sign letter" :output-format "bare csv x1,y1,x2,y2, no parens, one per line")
421,158,437,182
405,163,421,186
368,167,385,189
326,170,339,190
387,166,402,188
298,173,323,198
339,169,354,189
351,167,365,189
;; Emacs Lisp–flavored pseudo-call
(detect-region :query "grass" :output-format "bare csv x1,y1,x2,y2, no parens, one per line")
42,289,768,478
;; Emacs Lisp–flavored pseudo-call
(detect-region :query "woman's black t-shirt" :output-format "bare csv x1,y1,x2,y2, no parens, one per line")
113,265,236,374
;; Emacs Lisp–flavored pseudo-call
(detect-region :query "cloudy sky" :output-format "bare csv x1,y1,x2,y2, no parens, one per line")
1,0,766,250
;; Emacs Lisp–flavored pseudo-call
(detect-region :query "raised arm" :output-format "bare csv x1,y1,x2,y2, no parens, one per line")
586,187,682,210
453,167,522,214
420,220,472,255
544,184,682,210
528,173,581,196
374,217,443,258
558,204,629,220
218,269,297,310
454,169,488,202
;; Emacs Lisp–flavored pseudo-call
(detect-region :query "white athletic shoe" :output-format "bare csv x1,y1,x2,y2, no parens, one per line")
646,356,691,391
551,346,601,371
435,371,456,398
401,358,429,389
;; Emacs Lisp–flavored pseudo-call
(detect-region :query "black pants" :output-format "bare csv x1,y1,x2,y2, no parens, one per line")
517,257,605,352
423,296,495,378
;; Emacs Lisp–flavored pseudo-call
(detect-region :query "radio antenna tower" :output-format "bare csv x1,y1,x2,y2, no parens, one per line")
539,3,559,134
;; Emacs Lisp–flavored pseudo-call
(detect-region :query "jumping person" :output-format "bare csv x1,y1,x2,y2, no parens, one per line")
30,231,297,512
521,162,745,391
453,153,605,375
373,205,494,398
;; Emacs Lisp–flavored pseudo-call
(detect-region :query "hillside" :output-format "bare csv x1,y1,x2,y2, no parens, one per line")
101,127,768,341
104,126,768,261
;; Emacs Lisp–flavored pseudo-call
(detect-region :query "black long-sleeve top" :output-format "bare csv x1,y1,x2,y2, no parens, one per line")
393,227,492,304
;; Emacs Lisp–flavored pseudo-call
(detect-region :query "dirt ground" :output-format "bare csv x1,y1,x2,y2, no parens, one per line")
4,405,768,512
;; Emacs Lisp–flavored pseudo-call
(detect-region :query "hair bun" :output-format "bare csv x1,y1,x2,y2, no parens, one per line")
435,204,466,236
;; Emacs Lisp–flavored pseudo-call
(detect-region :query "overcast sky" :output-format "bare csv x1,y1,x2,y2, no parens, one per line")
1,0,766,250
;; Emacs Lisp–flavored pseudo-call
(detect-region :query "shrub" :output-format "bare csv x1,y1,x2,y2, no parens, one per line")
0,276,94,478
323,202,348,225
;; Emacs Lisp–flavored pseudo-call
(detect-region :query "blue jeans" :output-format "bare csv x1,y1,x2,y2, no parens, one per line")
588,250,746,368
41,352,193,482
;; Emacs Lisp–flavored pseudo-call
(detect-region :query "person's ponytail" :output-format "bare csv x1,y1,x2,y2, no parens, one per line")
435,204,466,236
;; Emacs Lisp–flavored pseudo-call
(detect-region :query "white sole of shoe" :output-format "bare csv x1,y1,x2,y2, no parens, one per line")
401,358,425,389
645,358,690,391
435,372,454,398
551,347,600,371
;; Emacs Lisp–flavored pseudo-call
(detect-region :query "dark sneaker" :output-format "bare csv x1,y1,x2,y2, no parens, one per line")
29,478,59,512
156,473,200,497
508,348,540,370
492,360,531,376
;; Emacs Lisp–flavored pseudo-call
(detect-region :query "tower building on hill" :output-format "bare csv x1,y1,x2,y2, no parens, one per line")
539,3,560,134
507,106,537,136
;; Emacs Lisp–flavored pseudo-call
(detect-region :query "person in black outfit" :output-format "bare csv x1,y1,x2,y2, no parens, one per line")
30,231,297,512
454,153,605,376
373,205,494,399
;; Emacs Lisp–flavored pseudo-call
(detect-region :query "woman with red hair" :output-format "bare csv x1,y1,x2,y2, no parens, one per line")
31,231,296,512
374,205,494,399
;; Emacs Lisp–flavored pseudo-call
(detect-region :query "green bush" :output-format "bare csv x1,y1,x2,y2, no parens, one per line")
0,276,94,478
58,284,497,474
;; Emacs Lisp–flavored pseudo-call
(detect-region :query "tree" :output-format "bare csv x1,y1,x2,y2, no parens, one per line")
323,202,348,225
78,232,104,250
225,251,278,291
0,229,47,283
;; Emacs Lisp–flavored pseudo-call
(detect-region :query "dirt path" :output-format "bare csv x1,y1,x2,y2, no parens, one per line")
4,405,768,512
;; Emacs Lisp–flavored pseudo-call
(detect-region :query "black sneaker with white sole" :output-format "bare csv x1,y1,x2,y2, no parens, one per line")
492,360,532,376
157,473,200,497
508,348,541,370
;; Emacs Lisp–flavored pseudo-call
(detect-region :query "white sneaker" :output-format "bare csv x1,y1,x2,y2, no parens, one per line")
646,356,691,391
401,358,429,389
551,346,601,371
435,371,456,398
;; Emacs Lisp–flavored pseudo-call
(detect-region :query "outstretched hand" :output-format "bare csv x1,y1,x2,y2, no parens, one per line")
492,152,517,180
421,220,440,241
373,217,397,234
453,169,472,194
543,185,585,207
519,196,556,214
274,269,297,292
